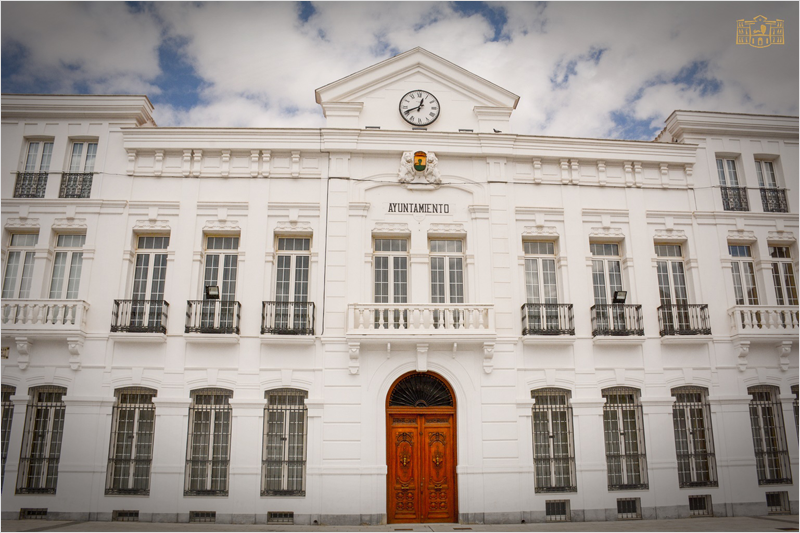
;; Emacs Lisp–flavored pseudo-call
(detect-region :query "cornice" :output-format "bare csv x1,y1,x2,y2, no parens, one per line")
666,110,799,140
2,94,155,126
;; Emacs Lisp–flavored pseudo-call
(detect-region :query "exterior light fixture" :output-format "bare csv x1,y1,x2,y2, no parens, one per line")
612,291,627,304
205,285,220,300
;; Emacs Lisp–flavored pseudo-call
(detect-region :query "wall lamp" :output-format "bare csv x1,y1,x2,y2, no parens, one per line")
205,285,220,300
612,290,627,304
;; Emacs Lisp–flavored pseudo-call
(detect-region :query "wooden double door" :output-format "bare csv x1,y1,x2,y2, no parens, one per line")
387,411,456,523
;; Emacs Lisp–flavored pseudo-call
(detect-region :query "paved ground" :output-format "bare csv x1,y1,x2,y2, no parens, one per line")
1,515,797,532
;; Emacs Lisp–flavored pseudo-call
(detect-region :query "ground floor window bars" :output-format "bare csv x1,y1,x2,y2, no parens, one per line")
16,386,66,494
545,500,570,522
185,389,232,496
688,495,712,517
766,491,790,514
2,385,15,486
671,387,717,487
747,386,792,485
602,387,648,490
106,388,156,495
531,388,576,492
262,389,308,496
616,498,641,520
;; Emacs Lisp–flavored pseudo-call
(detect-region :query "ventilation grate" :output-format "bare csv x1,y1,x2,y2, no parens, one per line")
19,508,47,520
267,512,294,524
688,495,712,517
617,498,641,520
189,511,216,523
546,500,570,522
112,510,139,522
767,492,790,514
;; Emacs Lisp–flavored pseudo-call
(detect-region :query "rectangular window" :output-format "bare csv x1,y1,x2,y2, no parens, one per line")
671,387,717,487
748,386,792,485
616,498,641,520
68,141,98,173
105,388,156,495
523,241,568,334
545,500,570,522
655,244,691,333
755,160,777,188
185,389,232,496
769,247,798,306
717,158,749,211
16,386,67,494
262,389,308,496
2,234,38,299
273,238,311,332
430,239,464,328
766,491,790,514
15,141,53,198
373,239,408,329
200,236,239,332
688,495,712,517
127,236,169,330
729,245,758,305
716,158,739,186
2,385,15,487
591,243,630,332
531,389,576,492
49,234,86,300
602,388,648,490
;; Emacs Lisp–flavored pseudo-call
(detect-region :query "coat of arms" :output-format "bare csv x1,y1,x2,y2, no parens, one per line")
398,151,441,187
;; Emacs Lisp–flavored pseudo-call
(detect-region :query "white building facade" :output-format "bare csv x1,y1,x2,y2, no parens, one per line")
1,48,797,525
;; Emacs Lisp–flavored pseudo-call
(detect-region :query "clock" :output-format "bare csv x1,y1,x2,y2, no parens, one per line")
399,90,441,126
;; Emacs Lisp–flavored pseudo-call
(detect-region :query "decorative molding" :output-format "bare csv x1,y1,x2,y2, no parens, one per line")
727,229,757,244
251,150,260,177
291,151,301,178
522,225,559,238
127,150,136,175
588,226,625,241
67,336,84,371
52,218,88,231
261,150,271,178
182,150,192,177
597,160,607,186
372,222,410,235
416,343,429,373
398,151,441,188
5,217,40,231
153,150,164,176
777,341,793,372
532,158,542,184
653,228,688,242
192,150,202,177
133,219,171,232
735,340,750,372
767,230,796,245
559,159,570,184
348,342,360,375
203,219,241,234
633,161,643,187
15,337,30,370
275,220,313,235
221,150,230,177
428,223,466,236
483,342,495,374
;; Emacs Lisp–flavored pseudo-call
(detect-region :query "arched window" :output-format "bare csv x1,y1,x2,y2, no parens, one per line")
531,388,576,492
602,387,648,490
389,373,453,407
671,386,717,487
2,385,16,487
262,389,308,496
106,387,156,495
17,385,67,494
747,385,791,485
185,388,232,496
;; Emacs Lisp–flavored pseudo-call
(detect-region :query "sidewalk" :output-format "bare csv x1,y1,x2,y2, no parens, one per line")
1,515,797,532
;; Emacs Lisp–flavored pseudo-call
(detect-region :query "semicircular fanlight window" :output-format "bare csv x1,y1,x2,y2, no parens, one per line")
389,373,453,407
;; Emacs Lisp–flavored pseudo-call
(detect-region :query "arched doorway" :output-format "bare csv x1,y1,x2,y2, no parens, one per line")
386,372,457,523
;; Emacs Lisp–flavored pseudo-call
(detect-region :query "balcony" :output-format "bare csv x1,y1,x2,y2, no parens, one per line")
657,304,711,336
111,299,169,334
59,172,93,198
721,186,749,211
185,300,241,335
521,303,574,335
261,301,315,335
1,299,89,336
591,304,644,337
760,187,789,213
348,303,494,336
13,172,47,198
729,306,798,338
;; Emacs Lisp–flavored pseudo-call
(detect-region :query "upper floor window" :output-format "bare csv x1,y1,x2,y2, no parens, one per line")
2,233,38,299
68,141,97,173
671,387,717,487
531,388,576,493
372,238,408,329
17,386,67,494
747,385,791,485
262,389,308,496
203,236,239,300
655,244,688,306
729,245,758,305
757,160,789,213
524,241,558,304
1,385,15,488
590,243,623,305
430,239,464,304
602,387,648,490
106,387,156,495
49,234,86,300
755,160,777,188
768,247,797,306
15,142,53,198
185,388,232,496
716,158,740,186
717,158,749,211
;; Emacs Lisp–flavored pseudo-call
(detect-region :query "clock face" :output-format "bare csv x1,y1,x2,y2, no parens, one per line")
399,90,440,126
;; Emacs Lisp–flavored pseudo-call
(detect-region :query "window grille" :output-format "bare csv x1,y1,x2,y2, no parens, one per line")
766,491,790,514
19,508,48,520
671,387,717,487
616,498,641,520
2,385,15,487
545,500,570,522
112,510,140,522
106,388,156,495
59,173,93,199
262,389,308,496
267,511,294,524
189,511,216,523
747,386,792,485
602,388,648,490
185,389,232,496
792,385,798,437
688,495,712,517
531,389,576,492
16,386,67,494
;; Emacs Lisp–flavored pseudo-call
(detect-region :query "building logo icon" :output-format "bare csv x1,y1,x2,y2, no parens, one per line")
737,16,784,48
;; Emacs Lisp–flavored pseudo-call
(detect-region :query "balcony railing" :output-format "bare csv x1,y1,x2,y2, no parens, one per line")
347,303,494,334
111,299,169,334
261,301,315,335
760,187,789,213
729,306,799,338
1,300,89,333
657,304,711,336
721,186,749,211
13,172,48,198
59,172,93,198
521,303,574,335
591,304,644,336
185,300,241,334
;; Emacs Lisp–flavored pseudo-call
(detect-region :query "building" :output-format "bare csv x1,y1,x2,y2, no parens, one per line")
1,47,797,525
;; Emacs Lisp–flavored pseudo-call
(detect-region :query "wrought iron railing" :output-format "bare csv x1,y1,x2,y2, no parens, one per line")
760,188,789,213
522,303,574,335
657,304,711,336
183,460,230,496
111,300,168,334
721,186,749,211
59,172,93,198
261,301,315,335
14,172,47,198
591,304,644,336
16,458,60,494
105,459,153,495
185,300,240,334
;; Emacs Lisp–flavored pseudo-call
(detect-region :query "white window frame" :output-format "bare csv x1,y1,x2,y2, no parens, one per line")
729,245,759,305
184,389,232,496
531,388,576,492
755,160,778,188
748,386,792,485
67,140,98,173
590,243,624,304
524,241,559,304
275,237,310,303
429,239,465,304
17,386,67,494
202,236,239,300
602,387,648,490
105,387,156,495
768,246,797,306
373,238,409,304
2,233,39,299
671,387,717,487
23,140,54,173
49,234,86,300
716,158,740,186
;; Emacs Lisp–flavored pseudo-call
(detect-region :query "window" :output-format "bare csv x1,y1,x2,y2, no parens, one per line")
591,243,640,334
766,491,790,514
106,388,156,495
757,160,788,212
49,234,86,300
671,387,717,487
716,158,740,186
729,245,758,305
128,236,169,331
792,385,798,437
185,389,232,496
2,385,15,487
262,389,308,496
524,242,570,334
16,386,66,494
373,238,408,329
655,244,690,332
545,500,570,522
748,386,791,485
755,160,777,188
616,498,641,520
531,389,576,492
717,158,748,211
602,387,648,490
67,141,97,173
2,234,38,299
59,141,97,198
15,141,53,198
688,495,712,517
769,247,797,306
273,238,311,332
200,236,239,332
430,239,464,328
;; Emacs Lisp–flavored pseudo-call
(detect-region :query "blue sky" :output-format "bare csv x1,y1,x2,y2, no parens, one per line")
2,2,797,140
